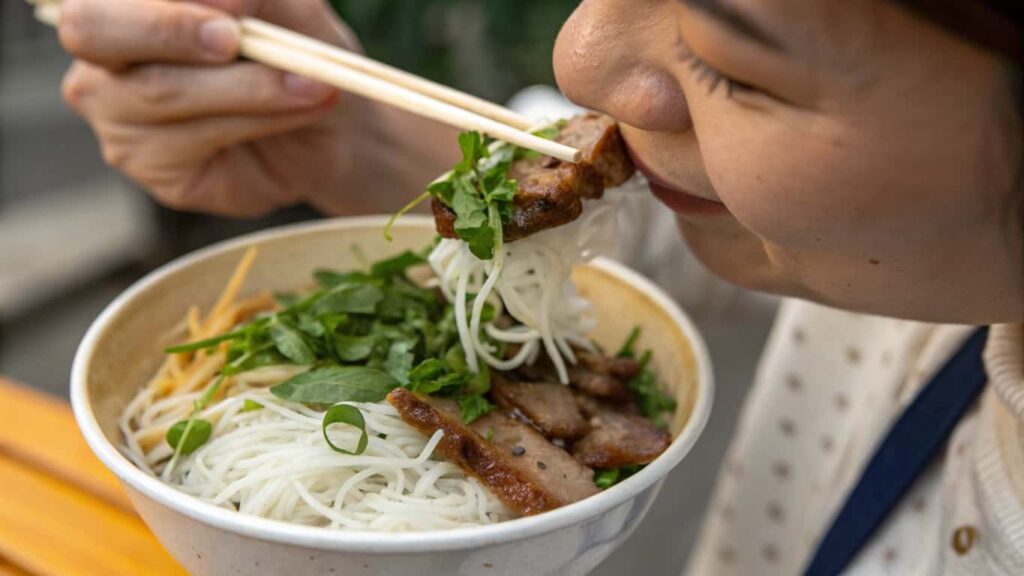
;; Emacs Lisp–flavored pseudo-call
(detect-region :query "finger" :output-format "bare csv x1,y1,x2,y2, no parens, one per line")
93,105,336,186
68,61,336,123
196,0,362,51
157,146,303,217
59,0,239,70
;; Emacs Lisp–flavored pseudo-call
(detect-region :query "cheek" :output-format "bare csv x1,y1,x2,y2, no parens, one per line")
698,115,981,257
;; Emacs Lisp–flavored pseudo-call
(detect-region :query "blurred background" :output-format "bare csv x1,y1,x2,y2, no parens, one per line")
0,1,775,574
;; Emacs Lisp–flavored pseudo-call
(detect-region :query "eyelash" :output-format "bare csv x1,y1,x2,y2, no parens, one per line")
679,50,752,98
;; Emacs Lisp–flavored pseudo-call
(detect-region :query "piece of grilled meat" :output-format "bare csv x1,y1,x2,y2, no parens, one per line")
433,112,635,242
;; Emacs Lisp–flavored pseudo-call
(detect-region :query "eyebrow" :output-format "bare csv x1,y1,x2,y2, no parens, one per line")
679,0,786,52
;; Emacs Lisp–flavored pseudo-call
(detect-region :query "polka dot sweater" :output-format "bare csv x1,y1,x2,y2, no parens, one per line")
685,301,1024,575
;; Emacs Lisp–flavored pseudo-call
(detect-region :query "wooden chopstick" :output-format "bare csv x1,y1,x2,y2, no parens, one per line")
30,1,581,163
239,17,534,131
238,35,581,162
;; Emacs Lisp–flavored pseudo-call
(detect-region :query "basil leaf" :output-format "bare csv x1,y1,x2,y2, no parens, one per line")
270,367,398,404
370,250,425,278
458,394,494,424
321,404,368,455
166,419,212,455
312,284,383,316
242,399,264,412
269,320,316,365
297,313,325,338
333,334,376,362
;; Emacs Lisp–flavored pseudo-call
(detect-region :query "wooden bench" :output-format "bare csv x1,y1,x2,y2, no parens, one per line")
0,378,185,575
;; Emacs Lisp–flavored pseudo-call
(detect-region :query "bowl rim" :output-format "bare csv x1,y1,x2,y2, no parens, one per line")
71,215,713,554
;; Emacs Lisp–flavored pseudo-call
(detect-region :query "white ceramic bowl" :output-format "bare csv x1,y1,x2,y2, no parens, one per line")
71,216,713,576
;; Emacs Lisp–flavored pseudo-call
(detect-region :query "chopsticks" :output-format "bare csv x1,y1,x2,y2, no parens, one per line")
29,1,582,163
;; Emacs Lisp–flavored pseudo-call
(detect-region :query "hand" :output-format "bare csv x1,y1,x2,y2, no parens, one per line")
58,0,388,217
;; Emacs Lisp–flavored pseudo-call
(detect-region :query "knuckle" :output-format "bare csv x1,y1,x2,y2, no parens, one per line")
149,9,200,54
152,186,192,211
131,67,179,107
99,142,130,170
57,0,94,56
60,65,92,111
240,68,281,104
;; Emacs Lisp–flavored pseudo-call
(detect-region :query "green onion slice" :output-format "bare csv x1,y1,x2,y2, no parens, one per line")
321,404,369,455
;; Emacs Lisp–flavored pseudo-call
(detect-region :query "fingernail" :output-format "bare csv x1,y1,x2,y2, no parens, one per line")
199,18,239,59
283,73,333,102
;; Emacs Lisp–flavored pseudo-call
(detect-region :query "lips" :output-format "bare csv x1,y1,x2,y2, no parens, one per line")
624,144,729,216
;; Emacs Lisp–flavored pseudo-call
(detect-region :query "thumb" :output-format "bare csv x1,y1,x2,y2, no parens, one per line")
191,0,362,52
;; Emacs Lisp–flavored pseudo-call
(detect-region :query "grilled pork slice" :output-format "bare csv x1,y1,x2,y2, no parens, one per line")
473,411,599,507
568,366,631,403
434,112,635,242
387,388,599,516
572,395,671,468
490,374,588,440
577,351,642,381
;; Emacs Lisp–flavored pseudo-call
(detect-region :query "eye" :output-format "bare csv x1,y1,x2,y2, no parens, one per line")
680,48,755,98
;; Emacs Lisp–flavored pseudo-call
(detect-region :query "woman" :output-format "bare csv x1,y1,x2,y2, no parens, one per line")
56,0,1023,573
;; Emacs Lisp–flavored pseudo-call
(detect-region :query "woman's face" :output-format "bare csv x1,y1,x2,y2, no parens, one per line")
554,0,1024,323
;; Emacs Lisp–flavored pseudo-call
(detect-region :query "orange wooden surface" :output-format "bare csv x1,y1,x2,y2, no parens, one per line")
0,378,187,576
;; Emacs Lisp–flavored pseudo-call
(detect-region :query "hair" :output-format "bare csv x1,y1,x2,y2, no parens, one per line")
894,0,1021,63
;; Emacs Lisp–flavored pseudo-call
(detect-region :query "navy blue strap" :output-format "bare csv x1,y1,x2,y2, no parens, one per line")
804,327,989,576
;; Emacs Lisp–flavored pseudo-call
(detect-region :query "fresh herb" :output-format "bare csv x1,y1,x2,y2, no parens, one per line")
383,340,416,384
270,367,399,404
166,419,212,455
164,329,246,354
419,130,546,260
458,394,495,424
164,247,502,454
321,404,369,455
333,334,376,362
616,326,641,358
242,399,264,412
269,319,316,365
593,464,643,489
616,327,677,427
311,283,383,315
370,250,426,278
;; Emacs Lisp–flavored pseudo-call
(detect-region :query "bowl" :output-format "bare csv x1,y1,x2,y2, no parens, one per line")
71,215,713,576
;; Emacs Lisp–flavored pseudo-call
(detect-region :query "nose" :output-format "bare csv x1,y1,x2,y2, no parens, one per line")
553,0,692,132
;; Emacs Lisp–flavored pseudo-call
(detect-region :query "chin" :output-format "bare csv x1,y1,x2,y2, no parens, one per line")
674,215,804,299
